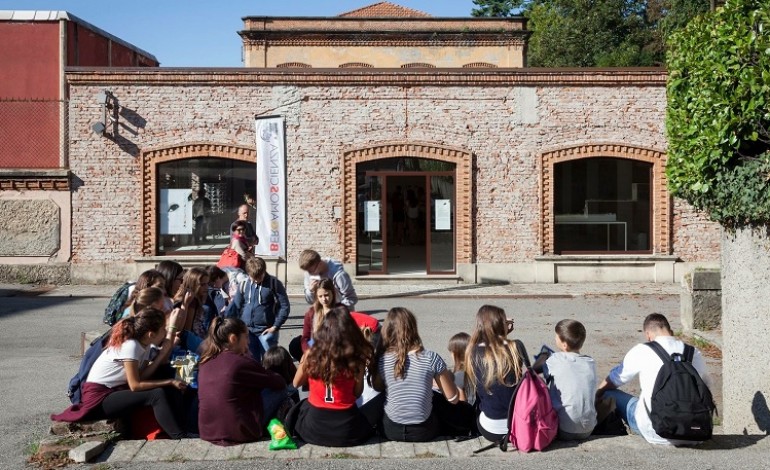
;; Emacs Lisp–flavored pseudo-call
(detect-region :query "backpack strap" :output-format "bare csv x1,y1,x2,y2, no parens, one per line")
645,341,672,362
682,344,695,363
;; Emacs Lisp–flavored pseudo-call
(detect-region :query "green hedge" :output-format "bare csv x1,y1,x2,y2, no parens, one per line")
666,0,770,228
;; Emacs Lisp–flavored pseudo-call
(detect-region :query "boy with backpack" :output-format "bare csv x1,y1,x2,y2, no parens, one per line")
540,319,597,440
596,313,715,446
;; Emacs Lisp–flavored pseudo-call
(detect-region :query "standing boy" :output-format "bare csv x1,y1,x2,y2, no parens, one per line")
225,257,290,362
299,249,358,309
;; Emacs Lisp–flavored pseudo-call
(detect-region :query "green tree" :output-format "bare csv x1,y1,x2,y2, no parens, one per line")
666,0,770,227
471,0,525,17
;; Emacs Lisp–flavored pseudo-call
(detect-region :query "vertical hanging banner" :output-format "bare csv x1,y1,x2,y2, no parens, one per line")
254,115,286,258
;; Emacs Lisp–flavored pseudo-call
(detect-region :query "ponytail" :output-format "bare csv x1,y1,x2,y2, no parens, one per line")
108,307,165,349
199,317,247,365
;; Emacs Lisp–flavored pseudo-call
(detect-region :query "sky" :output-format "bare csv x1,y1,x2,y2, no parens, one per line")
0,1,480,66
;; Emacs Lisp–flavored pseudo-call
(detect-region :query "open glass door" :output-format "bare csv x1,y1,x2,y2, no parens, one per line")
356,174,386,274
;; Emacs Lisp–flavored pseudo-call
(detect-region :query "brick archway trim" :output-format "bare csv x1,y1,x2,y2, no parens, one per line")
541,144,669,255
141,142,256,256
342,141,473,267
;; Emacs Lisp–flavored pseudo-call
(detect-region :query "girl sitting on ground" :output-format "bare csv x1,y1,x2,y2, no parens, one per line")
197,317,288,446
448,332,474,405
120,269,167,320
376,307,471,442
465,305,530,443
288,277,338,361
174,267,215,341
51,307,189,439
122,287,167,320
155,260,185,312
290,306,374,447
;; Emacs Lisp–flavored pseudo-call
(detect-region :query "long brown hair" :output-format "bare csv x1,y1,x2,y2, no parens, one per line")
109,307,165,349
381,307,423,379
128,287,165,317
312,278,337,334
465,305,524,395
303,306,372,384
174,267,208,303
199,317,248,365
122,269,166,309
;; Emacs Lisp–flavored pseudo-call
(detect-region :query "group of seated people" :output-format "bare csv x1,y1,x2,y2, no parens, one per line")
52,256,711,450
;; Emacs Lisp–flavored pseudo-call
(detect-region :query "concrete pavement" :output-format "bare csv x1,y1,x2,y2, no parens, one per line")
1,281,755,469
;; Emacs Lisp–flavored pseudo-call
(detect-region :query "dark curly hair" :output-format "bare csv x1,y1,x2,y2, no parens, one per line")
303,306,372,384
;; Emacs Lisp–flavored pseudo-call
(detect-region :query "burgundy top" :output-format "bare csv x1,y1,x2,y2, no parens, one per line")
51,382,125,422
198,350,285,446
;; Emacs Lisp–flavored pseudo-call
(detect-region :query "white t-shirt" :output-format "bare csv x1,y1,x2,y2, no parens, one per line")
608,335,710,446
87,339,152,388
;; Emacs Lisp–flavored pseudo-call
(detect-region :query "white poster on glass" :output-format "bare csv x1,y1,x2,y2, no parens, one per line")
254,116,286,258
365,201,380,232
435,199,451,231
160,189,193,235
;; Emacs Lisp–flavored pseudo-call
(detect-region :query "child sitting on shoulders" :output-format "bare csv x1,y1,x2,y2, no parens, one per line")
448,332,474,405
541,319,597,440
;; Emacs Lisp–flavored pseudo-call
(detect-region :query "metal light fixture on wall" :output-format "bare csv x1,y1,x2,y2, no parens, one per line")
92,90,117,137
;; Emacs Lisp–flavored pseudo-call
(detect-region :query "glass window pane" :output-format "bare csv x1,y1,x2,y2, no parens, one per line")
554,158,651,253
157,158,256,254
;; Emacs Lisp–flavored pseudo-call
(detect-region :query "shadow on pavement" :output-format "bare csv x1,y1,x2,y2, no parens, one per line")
698,434,768,450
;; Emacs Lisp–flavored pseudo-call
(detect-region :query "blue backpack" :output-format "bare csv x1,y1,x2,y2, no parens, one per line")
67,330,111,404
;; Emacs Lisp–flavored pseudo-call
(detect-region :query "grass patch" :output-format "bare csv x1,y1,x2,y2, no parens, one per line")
330,452,359,459
23,441,40,457
166,454,187,463
415,451,443,458
713,416,723,426
676,333,722,359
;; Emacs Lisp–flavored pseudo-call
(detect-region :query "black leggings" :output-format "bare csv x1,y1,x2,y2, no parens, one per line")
99,387,184,439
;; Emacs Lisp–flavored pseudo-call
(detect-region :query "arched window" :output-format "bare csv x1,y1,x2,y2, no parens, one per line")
462,62,498,68
400,63,436,68
155,158,256,255
553,157,652,253
339,62,373,68
275,62,312,68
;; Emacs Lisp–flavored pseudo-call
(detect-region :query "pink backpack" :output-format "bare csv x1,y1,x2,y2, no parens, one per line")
507,368,558,452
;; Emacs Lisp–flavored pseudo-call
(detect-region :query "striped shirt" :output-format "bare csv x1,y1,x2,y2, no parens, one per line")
379,349,447,425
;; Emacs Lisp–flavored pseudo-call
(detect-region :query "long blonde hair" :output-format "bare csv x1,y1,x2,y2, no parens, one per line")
312,278,337,334
465,305,524,395
381,307,423,379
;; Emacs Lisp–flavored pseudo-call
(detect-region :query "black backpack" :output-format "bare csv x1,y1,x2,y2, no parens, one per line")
102,282,134,326
644,341,716,441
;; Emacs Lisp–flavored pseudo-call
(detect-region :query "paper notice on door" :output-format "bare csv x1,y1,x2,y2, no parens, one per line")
365,201,380,232
435,199,451,231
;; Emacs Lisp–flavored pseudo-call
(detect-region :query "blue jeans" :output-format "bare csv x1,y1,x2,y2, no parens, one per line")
248,330,278,362
603,390,640,435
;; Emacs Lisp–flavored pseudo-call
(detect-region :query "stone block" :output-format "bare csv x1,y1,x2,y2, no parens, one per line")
241,441,275,460
69,440,108,463
202,442,244,461
681,269,722,331
0,263,70,284
446,436,484,457
414,439,450,458
49,419,124,436
379,440,415,458
0,199,60,256
166,438,209,461
132,439,179,462
97,440,145,463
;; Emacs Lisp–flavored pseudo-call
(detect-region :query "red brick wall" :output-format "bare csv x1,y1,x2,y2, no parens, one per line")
65,72,720,265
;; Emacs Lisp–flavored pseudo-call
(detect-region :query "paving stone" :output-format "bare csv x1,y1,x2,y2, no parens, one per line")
204,443,245,461
414,439,450,458
98,440,145,463
447,436,485,457
240,441,276,460
68,440,107,463
271,441,308,459
170,438,211,461
380,440,415,458
132,439,179,462
331,437,382,458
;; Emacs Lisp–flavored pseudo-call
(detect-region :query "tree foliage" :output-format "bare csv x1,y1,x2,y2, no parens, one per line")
472,0,711,66
471,0,525,17
666,0,770,227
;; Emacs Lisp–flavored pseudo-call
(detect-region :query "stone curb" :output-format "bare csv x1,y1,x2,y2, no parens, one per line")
94,435,652,463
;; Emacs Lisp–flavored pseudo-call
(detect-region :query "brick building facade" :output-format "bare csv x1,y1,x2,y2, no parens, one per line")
64,68,720,284
1,3,721,283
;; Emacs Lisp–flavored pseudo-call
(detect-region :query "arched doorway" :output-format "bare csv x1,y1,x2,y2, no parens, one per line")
342,142,473,276
357,157,455,274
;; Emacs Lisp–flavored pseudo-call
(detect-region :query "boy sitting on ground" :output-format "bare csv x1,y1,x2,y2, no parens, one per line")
539,319,597,440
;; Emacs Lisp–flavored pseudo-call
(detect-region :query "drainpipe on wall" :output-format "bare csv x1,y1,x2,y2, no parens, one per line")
59,17,68,169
